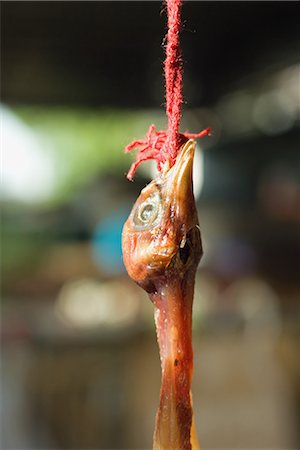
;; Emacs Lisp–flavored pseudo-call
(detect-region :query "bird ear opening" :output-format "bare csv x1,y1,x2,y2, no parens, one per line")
179,239,191,265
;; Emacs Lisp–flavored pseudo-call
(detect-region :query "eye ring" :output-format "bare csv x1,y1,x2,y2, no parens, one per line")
132,192,161,230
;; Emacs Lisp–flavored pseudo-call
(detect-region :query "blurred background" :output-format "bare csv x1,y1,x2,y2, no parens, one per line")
1,1,300,449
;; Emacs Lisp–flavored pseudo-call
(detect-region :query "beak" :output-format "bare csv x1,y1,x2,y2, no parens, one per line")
164,139,197,225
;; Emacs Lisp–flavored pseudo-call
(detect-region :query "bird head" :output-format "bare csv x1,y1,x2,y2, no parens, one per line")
122,139,202,293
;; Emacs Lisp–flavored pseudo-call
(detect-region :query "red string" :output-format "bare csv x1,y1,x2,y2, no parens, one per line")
125,0,211,180
164,0,183,161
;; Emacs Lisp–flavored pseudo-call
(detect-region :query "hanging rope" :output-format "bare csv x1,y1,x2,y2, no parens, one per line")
125,0,211,180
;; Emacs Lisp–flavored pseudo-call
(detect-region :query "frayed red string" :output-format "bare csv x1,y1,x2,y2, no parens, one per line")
125,0,211,180
125,125,211,180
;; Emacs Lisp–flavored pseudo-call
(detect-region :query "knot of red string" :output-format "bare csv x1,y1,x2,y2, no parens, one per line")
125,0,211,180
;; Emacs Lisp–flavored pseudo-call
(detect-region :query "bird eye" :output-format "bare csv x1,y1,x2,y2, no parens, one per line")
133,193,161,230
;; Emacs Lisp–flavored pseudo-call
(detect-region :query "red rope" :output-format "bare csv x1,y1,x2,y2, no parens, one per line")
125,0,211,180
164,0,183,160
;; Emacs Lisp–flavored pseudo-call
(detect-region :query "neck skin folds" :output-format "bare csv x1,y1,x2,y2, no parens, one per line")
150,272,200,450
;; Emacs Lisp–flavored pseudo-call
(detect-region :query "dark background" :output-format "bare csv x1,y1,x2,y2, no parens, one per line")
2,1,300,107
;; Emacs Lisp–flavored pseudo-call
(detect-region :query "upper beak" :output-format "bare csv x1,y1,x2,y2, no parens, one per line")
163,139,197,226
